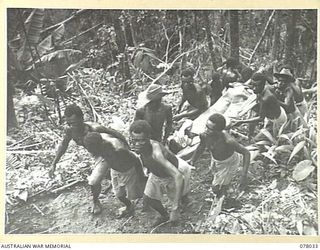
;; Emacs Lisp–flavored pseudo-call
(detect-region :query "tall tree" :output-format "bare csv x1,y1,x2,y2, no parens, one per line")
112,10,132,87
284,10,299,66
271,10,280,62
203,11,217,70
229,10,239,63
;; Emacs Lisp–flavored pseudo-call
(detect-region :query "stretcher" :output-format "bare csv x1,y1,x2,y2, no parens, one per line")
171,83,257,160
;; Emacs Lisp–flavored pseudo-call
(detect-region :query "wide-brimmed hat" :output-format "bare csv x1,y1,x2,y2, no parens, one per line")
274,68,295,81
137,84,169,107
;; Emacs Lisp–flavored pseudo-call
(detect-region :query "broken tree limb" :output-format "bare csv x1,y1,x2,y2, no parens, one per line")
51,180,83,194
32,204,45,216
150,220,172,234
249,10,276,64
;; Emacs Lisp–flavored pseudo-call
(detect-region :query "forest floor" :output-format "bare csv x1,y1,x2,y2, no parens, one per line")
6,152,220,234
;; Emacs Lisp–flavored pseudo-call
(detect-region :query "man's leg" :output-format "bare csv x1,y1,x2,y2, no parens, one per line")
91,184,102,215
144,194,169,226
117,194,134,218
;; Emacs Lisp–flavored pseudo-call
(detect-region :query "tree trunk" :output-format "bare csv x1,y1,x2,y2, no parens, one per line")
271,10,280,62
229,10,240,63
203,11,217,70
7,81,18,131
178,11,186,71
112,11,131,85
284,10,299,66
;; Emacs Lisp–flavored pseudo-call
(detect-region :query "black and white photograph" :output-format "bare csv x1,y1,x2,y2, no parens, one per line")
5,8,318,235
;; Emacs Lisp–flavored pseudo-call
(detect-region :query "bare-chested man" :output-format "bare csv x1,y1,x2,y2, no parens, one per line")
173,68,208,121
49,104,129,214
189,113,250,197
231,72,287,138
83,132,145,217
135,84,172,143
130,120,192,226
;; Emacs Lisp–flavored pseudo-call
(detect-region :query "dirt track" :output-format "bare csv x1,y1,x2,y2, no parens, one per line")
6,155,215,234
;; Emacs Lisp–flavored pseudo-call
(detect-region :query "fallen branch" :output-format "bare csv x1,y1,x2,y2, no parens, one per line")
7,135,33,148
7,228,20,234
6,149,55,155
51,180,83,194
118,215,133,232
150,220,171,234
222,211,255,234
8,141,48,151
38,225,60,234
32,204,45,216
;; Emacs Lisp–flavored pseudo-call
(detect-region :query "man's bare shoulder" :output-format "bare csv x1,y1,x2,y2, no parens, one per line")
150,140,166,158
223,132,235,144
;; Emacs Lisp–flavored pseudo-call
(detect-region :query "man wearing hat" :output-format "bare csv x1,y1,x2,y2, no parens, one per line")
274,66,306,130
135,83,173,143
174,68,209,121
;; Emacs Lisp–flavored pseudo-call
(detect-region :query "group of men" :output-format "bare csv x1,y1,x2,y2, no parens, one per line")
49,58,307,227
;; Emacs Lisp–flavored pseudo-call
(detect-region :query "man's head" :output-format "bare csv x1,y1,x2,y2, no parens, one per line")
250,72,266,94
225,57,239,69
129,120,152,153
64,104,84,128
241,67,254,83
83,132,103,156
181,68,195,85
84,132,115,157
206,113,226,133
274,66,295,87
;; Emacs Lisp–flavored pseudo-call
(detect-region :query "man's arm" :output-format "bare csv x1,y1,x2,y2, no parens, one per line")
50,132,72,177
93,125,129,147
173,108,203,121
164,106,173,142
229,138,250,189
189,134,206,165
177,95,186,113
153,145,183,211
128,150,146,180
231,116,263,127
231,102,265,127
134,108,145,121
278,88,294,110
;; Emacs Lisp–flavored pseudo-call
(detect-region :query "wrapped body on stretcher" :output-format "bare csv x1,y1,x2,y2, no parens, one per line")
168,83,257,160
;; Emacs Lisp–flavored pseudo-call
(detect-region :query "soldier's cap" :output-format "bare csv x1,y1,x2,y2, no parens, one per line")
137,83,169,107
274,68,295,82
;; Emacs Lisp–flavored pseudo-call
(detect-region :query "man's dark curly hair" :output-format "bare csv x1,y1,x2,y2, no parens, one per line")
208,113,226,131
225,57,239,69
241,67,254,82
181,68,195,77
64,104,84,120
129,120,152,138
251,72,267,83
84,132,115,155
